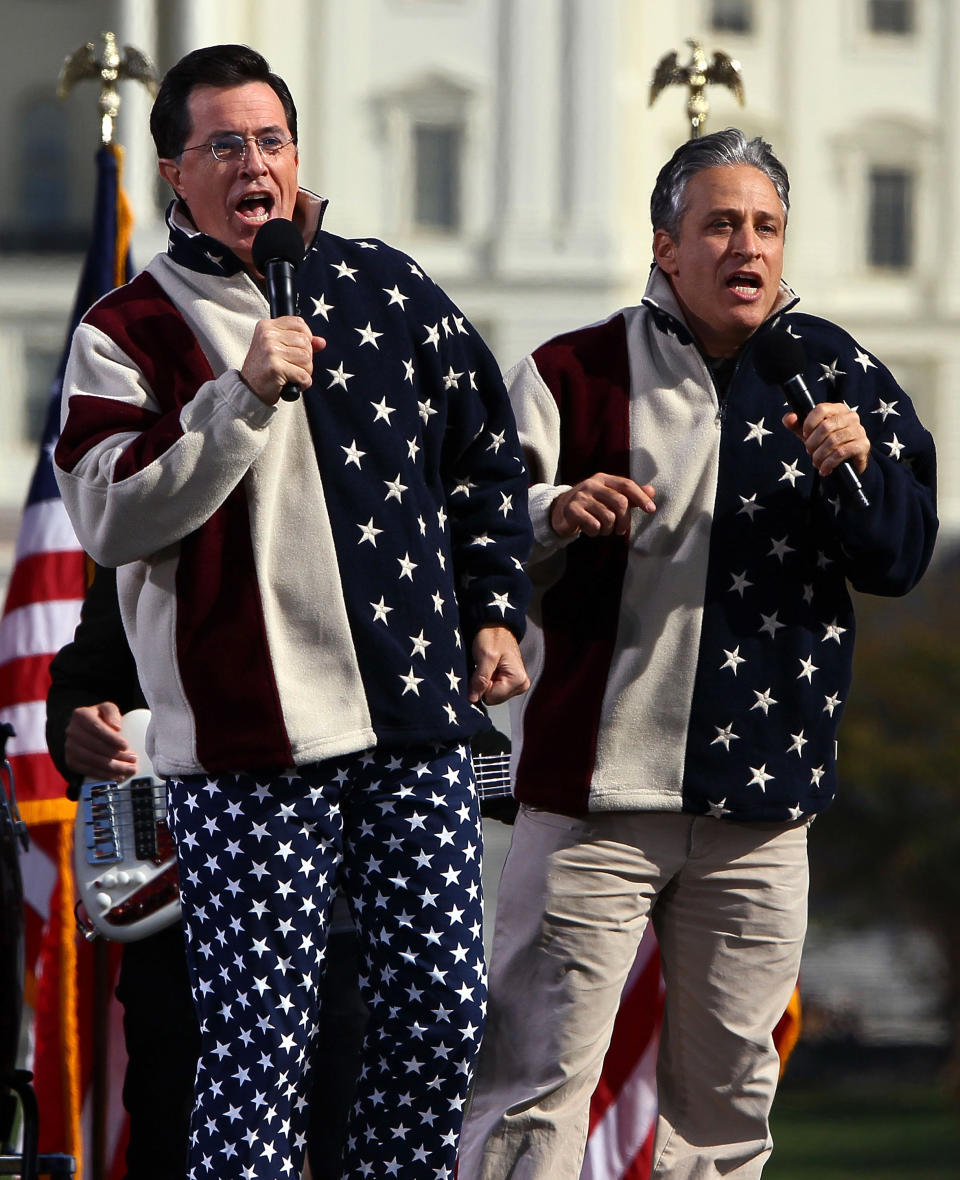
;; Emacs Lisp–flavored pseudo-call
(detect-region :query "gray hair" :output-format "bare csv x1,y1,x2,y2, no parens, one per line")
650,128,790,239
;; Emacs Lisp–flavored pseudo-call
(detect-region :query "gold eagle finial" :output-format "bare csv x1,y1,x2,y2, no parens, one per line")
649,38,744,139
58,31,159,145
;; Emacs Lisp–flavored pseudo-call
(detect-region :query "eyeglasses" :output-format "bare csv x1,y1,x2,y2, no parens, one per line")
180,133,295,163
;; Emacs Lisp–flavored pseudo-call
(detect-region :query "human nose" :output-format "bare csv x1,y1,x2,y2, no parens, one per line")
239,138,268,174
732,225,761,259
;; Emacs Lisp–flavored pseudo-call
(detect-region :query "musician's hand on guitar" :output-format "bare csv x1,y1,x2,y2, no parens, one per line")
65,702,138,781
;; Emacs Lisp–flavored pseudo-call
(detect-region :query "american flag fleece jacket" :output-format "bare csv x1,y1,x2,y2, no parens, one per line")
55,192,532,777
506,266,937,822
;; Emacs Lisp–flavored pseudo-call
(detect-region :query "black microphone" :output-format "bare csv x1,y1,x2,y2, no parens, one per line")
251,218,307,402
753,328,870,509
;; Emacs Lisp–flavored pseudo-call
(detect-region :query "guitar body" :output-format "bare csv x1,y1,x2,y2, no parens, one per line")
74,709,180,942
74,710,513,942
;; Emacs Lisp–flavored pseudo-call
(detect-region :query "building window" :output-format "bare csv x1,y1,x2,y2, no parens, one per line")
413,123,462,232
868,167,913,268
868,0,914,34
710,0,753,34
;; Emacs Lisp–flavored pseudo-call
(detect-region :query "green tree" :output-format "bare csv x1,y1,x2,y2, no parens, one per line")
808,550,960,1091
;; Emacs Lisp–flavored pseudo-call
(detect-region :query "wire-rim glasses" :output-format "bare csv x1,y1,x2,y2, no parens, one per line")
180,133,295,163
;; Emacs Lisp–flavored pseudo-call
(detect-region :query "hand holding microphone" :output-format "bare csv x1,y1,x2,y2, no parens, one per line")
242,218,323,404
753,329,870,509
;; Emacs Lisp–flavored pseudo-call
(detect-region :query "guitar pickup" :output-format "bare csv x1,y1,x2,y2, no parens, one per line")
129,776,162,860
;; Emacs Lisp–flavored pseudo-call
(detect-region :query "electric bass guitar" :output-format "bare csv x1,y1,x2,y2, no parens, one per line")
74,710,513,942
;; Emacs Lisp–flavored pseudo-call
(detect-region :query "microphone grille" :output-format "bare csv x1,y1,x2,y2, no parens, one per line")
251,218,306,272
753,328,808,385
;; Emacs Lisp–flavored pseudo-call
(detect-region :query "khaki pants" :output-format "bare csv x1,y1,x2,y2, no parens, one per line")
459,808,810,1180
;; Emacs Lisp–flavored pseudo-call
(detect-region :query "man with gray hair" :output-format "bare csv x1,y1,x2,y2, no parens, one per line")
459,128,937,1178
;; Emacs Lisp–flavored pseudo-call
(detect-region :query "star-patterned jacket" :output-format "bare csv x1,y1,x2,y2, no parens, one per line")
507,266,937,822
55,192,532,777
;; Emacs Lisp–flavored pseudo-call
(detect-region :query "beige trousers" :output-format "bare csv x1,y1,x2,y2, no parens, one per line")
459,808,810,1180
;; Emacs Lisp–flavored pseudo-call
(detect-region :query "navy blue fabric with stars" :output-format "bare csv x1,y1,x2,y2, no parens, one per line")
168,742,485,1180
681,310,937,822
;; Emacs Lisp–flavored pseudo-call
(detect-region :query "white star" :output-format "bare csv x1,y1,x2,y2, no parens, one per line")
370,396,396,424
408,262,424,278
810,765,826,786
383,284,409,307
371,597,392,624
398,552,418,580
327,362,353,390
310,294,334,320
356,318,382,344
498,492,514,517
872,398,899,421
768,536,795,563
384,474,408,503
707,798,731,818
470,533,495,548
711,723,739,750
823,692,842,716
720,646,746,674
342,439,365,468
744,418,773,445
418,399,438,424
402,358,415,383
787,731,808,756
443,366,463,390
410,631,431,658
747,764,774,791
738,494,763,520
822,618,847,644
486,430,506,454
779,460,803,487
406,436,421,462
445,668,461,691
729,570,753,597
802,583,814,604
358,518,382,546
399,667,423,696
818,357,845,386
331,260,357,281
787,804,804,821
854,348,876,372
751,687,778,714
885,434,905,460
797,655,818,683
759,611,785,638
432,590,445,614
488,591,512,617
423,323,441,350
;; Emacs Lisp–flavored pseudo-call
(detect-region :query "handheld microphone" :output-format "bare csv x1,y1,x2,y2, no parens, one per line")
753,329,870,509
251,218,307,402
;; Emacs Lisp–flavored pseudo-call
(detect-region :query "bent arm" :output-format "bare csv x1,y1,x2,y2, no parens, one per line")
55,321,276,566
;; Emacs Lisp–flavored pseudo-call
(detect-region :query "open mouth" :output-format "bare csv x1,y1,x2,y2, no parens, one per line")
236,193,275,223
727,272,762,295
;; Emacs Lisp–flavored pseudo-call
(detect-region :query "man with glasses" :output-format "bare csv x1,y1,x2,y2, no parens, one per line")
55,43,531,1180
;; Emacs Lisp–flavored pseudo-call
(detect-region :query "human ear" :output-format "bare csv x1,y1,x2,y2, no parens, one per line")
653,229,679,274
157,158,184,198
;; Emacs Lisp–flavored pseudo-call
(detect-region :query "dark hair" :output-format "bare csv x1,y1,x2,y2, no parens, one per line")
650,128,789,239
150,44,298,158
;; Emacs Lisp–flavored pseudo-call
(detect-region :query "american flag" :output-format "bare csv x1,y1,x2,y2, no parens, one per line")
0,142,133,1179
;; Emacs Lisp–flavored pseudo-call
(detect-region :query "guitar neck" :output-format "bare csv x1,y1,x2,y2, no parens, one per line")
471,751,512,800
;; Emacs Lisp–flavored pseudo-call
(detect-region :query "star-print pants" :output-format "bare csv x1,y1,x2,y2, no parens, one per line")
166,742,486,1180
